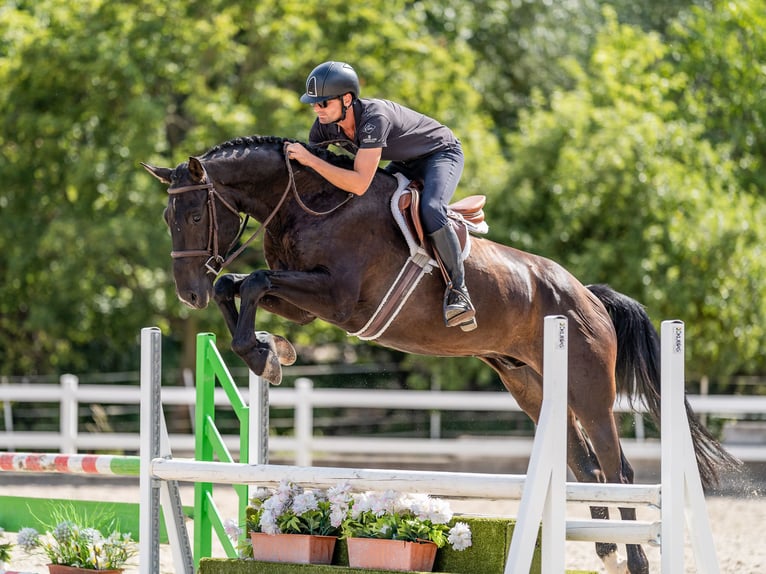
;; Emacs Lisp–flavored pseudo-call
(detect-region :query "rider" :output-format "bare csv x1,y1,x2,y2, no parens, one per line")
285,61,476,331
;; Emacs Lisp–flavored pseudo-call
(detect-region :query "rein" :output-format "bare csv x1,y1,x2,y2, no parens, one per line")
283,141,354,216
167,144,353,275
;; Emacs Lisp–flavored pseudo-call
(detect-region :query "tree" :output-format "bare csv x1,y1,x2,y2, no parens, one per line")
670,0,766,193
0,0,505,378
495,8,766,378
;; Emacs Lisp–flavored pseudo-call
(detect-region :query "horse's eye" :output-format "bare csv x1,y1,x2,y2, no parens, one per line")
192,213,202,224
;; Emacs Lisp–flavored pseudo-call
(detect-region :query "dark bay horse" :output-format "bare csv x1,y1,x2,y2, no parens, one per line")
143,135,736,574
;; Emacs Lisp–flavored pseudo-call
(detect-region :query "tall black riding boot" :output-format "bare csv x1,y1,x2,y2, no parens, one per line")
429,224,477,331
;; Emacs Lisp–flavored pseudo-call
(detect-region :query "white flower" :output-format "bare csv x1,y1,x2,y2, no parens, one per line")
327,482,352,505
223,518,242,541
81,527,101,544
350,492,372,519
275,479,301,502
412,496,453,524
447,522,472,551
249,488,272,509
259,507,281,535
52,521,76,543
330,507,346,528
262,492,287,517
292,491,319,515
17,527,40,551
370,490,400,517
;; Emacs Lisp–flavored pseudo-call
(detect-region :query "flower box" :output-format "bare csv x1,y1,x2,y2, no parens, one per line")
347,537,437,572
47,566,123,574
250,532,336,565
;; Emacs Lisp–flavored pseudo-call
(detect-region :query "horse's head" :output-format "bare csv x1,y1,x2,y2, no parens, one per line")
142,157,242,309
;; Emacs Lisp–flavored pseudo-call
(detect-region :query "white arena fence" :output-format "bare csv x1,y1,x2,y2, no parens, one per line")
1,375,764,466
135,318,721,574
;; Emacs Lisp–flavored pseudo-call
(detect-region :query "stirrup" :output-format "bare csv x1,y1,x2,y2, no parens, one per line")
443,287,476,328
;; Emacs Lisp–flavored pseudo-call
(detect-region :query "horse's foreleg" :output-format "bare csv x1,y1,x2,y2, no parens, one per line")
219,271,296,385
214,273,247,336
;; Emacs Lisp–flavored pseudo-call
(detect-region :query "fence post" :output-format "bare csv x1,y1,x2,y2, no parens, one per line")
195,333,216,569
505,315,568,574
139,327,162,574
60,374,78,453
661,320,685,573
1,377,13,449
295,378,313,466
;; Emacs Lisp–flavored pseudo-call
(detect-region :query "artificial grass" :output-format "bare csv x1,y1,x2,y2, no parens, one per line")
199,515,597,574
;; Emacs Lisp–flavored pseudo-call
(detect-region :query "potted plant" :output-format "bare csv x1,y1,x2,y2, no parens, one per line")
246,479,352,565
341,490,472,572
0,527,13,574
16,506,136,573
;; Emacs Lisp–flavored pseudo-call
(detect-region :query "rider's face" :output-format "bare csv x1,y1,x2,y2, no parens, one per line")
313,97,343,124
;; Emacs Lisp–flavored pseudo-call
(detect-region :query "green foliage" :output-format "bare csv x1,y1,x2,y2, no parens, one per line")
0,0,502,377
340,491,471,550
0,527,12,562
495,6,766,377
670,1,766,192
16,503,136,569
342,510,447,546
246,481,350,537
0,0,764,386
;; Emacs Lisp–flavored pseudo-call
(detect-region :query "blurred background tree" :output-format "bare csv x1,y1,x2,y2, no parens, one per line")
1,0,764,390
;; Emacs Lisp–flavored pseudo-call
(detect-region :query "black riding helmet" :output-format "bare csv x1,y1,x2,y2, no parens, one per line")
300,61,360,104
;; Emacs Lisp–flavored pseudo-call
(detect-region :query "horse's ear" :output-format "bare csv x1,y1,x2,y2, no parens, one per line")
188,157,205,182
141,162,173,184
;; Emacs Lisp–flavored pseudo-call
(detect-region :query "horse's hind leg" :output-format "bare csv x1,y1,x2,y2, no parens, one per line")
483,357,648,574
568,419,650,574
481,359,625,571
575,410,649,574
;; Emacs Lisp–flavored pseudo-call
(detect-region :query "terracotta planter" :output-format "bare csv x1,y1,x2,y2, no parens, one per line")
250,532,336,565
47,566,123,574
346,537,437,572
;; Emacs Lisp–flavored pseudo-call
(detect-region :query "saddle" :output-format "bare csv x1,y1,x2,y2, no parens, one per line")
348,174,488,341
392,173,489,261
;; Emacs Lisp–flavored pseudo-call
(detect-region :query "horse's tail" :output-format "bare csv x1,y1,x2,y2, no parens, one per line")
587,283,741,489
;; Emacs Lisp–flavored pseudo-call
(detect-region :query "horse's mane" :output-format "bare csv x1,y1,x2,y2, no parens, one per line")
201,135,355,169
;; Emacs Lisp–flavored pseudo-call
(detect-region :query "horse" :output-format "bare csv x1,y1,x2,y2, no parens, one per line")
143,134,737,574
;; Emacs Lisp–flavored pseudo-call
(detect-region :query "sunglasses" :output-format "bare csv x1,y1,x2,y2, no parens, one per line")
316,97,340,109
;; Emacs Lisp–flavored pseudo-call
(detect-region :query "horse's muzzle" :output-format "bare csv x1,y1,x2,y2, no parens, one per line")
178,288,210,309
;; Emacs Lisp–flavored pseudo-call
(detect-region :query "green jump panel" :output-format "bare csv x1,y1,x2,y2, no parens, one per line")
0,496,193,544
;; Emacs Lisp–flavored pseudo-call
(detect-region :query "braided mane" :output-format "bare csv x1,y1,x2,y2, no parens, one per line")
201,135,354,168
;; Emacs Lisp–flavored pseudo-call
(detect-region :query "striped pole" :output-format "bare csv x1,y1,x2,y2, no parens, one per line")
0,452,139,476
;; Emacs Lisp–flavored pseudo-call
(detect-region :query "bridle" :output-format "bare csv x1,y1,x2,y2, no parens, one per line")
167,172,247,275
167,145,353,275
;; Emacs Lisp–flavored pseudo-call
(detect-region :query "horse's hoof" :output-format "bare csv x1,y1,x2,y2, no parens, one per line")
601,552,629,574
238,342,283,385
254,331,297,366
272,334,297,366
260,351,283,386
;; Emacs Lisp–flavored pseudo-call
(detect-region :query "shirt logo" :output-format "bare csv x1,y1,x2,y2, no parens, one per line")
362,122,376,134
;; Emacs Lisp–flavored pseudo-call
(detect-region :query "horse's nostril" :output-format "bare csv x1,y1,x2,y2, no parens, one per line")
188,292,198,304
